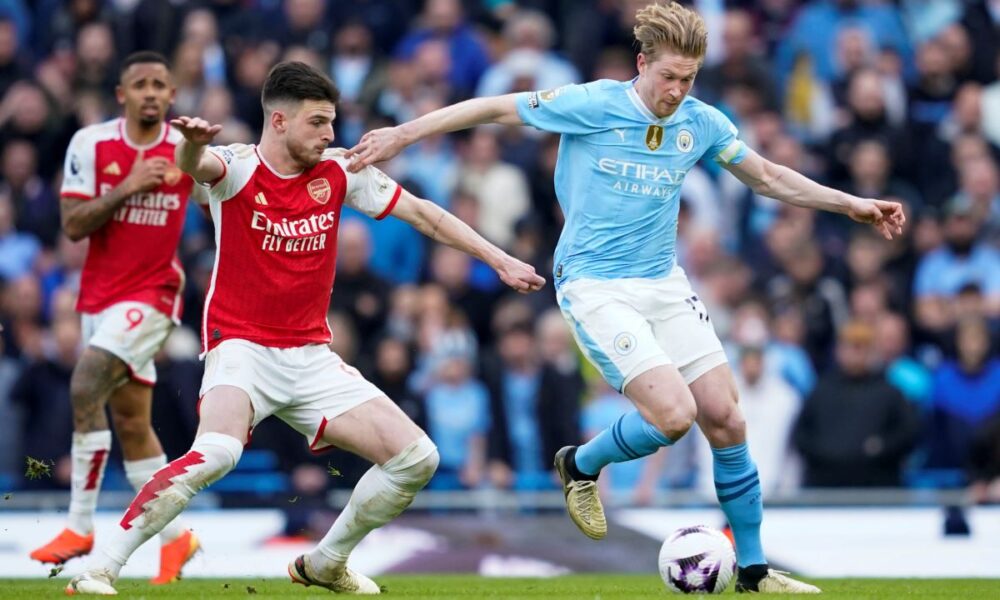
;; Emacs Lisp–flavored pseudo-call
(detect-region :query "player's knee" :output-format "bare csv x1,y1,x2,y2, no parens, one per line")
719,405,746,438
383,435,439,490
189,432,244,489
649,397,697,441
703,402,746,446
110,410,152,446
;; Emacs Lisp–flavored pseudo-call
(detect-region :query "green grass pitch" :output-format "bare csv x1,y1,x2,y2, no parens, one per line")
2,575,999,598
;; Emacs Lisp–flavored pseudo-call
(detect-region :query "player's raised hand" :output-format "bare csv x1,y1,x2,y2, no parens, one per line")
170,116,223,146
847,197,906,240
124,149,170,194
345,127,405,173
495,256,546,294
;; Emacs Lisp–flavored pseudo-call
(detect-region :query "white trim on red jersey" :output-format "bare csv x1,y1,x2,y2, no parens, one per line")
200,197,224,357
117,119,168,151
169,257,186,325
323,149,402,220
254,146,302,179
62,118,122,200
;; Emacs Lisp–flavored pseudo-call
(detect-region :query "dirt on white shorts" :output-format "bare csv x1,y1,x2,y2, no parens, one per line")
200,339,385,451
556,265,727,392
81,301,174,385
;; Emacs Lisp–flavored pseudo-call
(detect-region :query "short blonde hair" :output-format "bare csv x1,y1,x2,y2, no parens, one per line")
633,1,708,63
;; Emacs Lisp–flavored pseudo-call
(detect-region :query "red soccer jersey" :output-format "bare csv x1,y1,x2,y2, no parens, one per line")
61,118,207,321
201,145,401,354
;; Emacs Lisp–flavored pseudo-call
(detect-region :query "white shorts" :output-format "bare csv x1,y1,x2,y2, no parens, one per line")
200,339,385,452
81,302,174,385
556,266,727,392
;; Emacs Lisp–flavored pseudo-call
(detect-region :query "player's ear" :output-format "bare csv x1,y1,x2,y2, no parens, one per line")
636,53,646,75
270,109,286,134
114,84,125,107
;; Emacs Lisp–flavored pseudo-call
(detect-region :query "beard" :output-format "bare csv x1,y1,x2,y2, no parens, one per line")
289,142,324,169
946,237,975,255
138,113,161,127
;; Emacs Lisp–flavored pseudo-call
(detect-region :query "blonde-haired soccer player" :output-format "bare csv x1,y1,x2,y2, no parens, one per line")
349,1,905,593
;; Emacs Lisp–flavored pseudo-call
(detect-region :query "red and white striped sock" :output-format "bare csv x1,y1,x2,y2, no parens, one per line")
93,433,242,578
67,431,112,536
123,455,188,543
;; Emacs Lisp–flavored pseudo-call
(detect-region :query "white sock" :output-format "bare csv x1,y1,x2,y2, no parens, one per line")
93,433,242,579
67,431,113,536
124,455,189,543
309,436,438,574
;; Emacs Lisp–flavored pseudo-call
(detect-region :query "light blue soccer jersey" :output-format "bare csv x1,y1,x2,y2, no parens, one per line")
515,79,747,287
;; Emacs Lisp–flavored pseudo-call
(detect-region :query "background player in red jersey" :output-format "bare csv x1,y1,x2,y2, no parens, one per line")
66,61,544,596
32,51,202,585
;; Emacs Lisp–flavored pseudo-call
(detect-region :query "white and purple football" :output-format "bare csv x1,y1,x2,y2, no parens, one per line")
657,525,736,594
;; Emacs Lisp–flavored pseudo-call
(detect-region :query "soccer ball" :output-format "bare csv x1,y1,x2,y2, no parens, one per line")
658,525,736,594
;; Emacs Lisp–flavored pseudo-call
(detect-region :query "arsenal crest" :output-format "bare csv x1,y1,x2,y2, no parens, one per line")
645,125,663,151
307,178,331,204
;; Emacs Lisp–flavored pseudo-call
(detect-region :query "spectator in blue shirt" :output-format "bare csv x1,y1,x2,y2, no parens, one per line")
775,0,912,86
914,195,1000,333
0,192,38,281
926,317,1000,472
876,312,933,408
394,0,490,97
423,345,491,490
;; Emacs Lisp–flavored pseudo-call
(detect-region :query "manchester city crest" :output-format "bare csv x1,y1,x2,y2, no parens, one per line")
676,129,694,153
613,332,637,355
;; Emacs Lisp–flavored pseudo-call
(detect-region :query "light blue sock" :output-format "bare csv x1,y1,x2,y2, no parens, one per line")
712,443,766,567
575,410,672,476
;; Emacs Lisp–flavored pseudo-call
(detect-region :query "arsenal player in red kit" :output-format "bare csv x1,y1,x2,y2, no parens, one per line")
32,51,202,584
67,61,545,595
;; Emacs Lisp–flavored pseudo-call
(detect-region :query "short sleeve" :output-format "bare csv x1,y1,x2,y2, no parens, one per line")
205,144,255,202
704,107,747,166
61,130,96,200
329,152,402,220
189,181,210,206
515,82,606,135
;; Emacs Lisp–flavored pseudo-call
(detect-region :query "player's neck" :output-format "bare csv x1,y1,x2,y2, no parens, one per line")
123,119,163,147
258,134,304,176
632,81,678,120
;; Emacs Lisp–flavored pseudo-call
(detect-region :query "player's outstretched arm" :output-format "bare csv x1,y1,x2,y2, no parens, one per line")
61,149,171,241
724,149,906,240
171,116,224,184
389,189,545,294
345,95,522,172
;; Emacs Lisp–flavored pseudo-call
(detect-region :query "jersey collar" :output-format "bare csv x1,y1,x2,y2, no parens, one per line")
118,118,167,150
254,145,303,179
625,79,690,125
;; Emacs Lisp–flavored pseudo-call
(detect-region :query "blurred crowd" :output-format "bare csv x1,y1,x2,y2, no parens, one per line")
0,0,999,518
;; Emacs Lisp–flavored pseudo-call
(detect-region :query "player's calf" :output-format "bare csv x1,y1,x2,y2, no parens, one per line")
308,436,438,570
93,433,242,580
69,348,130,433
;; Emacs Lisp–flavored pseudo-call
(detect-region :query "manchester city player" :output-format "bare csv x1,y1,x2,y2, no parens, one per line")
348,1,903,593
